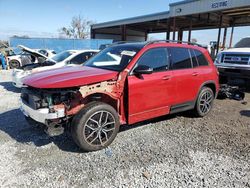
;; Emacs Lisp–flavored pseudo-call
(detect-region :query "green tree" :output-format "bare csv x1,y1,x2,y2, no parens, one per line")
59,15,94,39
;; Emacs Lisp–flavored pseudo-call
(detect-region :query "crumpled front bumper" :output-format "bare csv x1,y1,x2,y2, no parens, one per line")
20,100,65,124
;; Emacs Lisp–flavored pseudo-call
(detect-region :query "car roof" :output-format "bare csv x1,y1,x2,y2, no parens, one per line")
108,42,146,51
66,49,100,53
110,41,206,53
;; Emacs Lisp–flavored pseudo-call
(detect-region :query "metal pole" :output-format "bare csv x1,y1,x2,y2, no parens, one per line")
229,26,234,48
222,27,227,50
216,14,223,55
145,32,148,41
121,25,126,41
90,27,95,39
173,17,176,40
178,29,183,41
166,18,171,40
188,17,192,42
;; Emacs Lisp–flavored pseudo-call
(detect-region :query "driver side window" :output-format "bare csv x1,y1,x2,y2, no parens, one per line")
136,48,169,72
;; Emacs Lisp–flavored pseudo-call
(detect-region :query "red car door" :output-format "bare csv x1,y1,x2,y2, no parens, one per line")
169,47,203,104
127,47,175,124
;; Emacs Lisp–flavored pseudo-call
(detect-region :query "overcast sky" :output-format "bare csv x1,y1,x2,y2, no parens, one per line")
0,0,249,45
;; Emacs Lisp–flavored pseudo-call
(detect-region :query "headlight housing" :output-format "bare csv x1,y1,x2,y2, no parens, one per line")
214,53,222,64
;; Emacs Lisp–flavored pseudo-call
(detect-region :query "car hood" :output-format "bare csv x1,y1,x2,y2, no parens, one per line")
23,66,118,88
222,48,250,53
18,45,48,58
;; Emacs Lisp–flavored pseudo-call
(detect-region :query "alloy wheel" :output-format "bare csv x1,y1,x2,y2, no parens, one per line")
83,110,116,146
199,91,213,114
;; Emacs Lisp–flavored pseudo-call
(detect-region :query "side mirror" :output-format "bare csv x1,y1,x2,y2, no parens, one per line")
134,65,153,75
66,60,72,64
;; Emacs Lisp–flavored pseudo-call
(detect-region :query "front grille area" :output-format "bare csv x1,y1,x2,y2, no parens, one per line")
21,88,48,110
222,54,250,65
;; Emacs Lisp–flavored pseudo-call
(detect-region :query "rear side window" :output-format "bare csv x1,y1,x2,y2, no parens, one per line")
194,50,209,66
190,49,199,68
169,47,192,70
136,48,169,72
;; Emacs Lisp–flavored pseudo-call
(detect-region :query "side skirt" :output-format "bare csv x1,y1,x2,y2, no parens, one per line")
170,101,195,114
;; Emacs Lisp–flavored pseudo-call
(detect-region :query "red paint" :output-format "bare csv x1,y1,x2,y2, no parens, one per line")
23,66,118,88
24,42,219,125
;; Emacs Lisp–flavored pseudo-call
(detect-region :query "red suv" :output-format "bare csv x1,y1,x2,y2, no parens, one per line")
20,41,219,151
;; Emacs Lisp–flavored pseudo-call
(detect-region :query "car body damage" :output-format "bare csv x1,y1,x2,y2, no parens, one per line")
21,68,129,125
79,68,129,99
78,68,130,123
79,81,118,98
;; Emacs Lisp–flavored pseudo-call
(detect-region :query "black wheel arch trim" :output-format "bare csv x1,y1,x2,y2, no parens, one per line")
196,81,218,101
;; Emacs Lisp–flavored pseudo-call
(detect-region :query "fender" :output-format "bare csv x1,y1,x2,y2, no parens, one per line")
196,80,218,101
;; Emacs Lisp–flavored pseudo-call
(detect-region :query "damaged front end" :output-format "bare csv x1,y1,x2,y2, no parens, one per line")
20,78,124,136
20,86,83,136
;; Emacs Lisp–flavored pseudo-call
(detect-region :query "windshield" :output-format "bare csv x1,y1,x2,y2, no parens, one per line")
51,51,74,62
234,38,250,48
84,45,141,71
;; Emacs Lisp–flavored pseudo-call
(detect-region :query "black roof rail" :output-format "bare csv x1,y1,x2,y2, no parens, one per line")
113,40,141,44
144,40,204,47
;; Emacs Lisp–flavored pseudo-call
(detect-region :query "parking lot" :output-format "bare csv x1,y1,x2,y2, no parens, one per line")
0,70,249,187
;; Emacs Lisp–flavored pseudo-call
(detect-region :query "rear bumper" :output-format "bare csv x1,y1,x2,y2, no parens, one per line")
20,100,65,124
217,66,250,79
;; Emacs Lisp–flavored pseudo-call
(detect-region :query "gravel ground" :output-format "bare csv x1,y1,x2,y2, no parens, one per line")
0,70,250,188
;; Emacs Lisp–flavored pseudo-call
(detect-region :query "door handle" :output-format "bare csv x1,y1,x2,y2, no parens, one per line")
192,72,199,76
162,75,171,80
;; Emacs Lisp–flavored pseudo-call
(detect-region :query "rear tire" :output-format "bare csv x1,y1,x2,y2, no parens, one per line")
193,87,214,117
71,102,120,151
9,60,21,69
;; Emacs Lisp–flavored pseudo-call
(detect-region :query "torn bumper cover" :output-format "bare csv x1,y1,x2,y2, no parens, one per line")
20,100,65,124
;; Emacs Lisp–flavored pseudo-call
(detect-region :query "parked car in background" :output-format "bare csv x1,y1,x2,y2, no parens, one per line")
20,41,219,151
37,49,56,58
7,45,49,69
214,37,250,86
12,49,99,88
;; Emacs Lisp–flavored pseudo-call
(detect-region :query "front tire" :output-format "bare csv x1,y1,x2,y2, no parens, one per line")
71,102,120,151
193,87,214,117
9,60,21,69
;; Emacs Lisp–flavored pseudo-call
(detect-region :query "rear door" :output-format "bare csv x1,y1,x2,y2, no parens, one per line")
169,47,202,104
192,49,212,81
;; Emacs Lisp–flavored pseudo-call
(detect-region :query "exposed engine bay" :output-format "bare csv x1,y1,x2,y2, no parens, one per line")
20,78,122,136
21,86,83,114
21,86,83,135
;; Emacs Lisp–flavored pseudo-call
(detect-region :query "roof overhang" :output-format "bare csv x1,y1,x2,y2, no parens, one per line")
91,0,250,41
92,11,170,29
